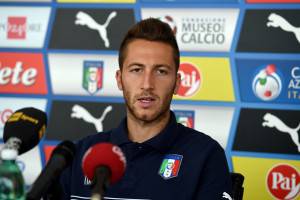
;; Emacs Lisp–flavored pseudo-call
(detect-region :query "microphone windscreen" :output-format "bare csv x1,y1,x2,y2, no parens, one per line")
3,107,47,154
82,143,126,184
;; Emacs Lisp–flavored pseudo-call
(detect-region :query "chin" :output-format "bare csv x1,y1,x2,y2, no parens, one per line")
136,110,166,123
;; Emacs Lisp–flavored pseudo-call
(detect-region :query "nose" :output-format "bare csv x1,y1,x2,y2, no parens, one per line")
141,70,154,90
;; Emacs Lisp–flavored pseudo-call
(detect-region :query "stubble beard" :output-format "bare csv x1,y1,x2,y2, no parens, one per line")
123,89,174,124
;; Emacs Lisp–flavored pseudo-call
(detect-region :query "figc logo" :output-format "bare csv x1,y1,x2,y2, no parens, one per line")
252,64,282,101
266,164,300,200
177,62,201,97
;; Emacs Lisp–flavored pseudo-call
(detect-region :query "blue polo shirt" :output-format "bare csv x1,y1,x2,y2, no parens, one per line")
60,111,232,200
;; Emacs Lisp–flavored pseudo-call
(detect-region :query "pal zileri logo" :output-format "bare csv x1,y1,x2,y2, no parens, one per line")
266,164,300,200
177,62,201,97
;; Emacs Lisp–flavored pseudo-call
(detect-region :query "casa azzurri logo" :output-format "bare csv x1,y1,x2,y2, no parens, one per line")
236,59,300,104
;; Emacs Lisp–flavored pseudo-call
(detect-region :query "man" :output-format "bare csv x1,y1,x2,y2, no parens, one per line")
60,18,232,200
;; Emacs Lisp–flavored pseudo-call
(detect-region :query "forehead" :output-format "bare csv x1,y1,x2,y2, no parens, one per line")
123,39,175,67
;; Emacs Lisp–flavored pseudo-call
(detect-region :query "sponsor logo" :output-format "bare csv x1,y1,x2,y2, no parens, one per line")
158,15,177,35
0,109,13,125
236,59,300,104
266,164,300,200
112,145,127,166
174,110,194,129
141,8,239,52
71,104,113,132
49,9,135,50
267,13,300,45
262,113,300,152
0,53,47,94
288,66,300,100
174,57,234,101
84,176,91,185
158,154,183,180
7,111,38,124
171,104,234,149
252,64,282,101
180,17,226,46
233,108,300,155
48,53,121,96
7,17,26,39
47,101,126,141
0,98,46,138
232,156,300,200
3,16,42,40
82,61,103,95
222,192,233,200
0,7,50,48
237,10,300,53
177,62,201,97
75,11,117,48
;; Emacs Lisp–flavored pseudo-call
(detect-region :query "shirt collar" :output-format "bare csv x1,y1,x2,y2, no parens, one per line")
110,111,179,153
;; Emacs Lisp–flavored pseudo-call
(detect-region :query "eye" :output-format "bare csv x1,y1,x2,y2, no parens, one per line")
157,68,168,75
129,67,142,73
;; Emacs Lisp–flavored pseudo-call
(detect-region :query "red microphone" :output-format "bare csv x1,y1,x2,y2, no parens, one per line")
82,143,126,200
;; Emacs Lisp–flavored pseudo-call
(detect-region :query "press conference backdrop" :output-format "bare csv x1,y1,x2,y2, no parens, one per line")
0,0,299,199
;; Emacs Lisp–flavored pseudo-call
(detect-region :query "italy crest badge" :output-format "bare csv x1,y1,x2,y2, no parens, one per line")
158,154,183,180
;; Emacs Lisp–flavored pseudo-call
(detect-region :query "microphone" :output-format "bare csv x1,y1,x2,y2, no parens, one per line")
82,143,126,200
26,140,76,200
3,107,47,155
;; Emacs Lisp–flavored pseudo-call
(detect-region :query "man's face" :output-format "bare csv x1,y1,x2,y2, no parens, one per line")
116,39,180,123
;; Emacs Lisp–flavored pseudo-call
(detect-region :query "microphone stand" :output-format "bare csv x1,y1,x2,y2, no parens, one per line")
91,166,111,200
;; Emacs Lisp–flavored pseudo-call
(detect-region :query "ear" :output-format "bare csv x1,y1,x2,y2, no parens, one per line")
115,70,123,91
173,72,181,94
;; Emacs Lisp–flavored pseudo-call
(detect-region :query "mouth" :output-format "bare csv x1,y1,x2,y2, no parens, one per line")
136,96,156,108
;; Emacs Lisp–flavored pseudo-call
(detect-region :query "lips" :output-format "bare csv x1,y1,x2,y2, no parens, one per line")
137,96,156,108
138,96,155,102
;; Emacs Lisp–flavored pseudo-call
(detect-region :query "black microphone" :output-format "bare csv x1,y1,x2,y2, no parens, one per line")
3,107,47,155
26,140,76,200
82,143,126,200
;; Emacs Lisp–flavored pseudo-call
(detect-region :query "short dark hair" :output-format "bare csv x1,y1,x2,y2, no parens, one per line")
118,18,180,71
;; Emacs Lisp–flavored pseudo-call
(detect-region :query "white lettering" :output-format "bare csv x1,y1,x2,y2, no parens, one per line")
272,172,297,190
288,90,300,99
0,64,12,84
7,23,26,37
112,146,126,166
178,70,197,88
181,32,225,44
291,67,300,79
11,62,23,84
272,172,283,189
22,68,37,85
0,62,37,86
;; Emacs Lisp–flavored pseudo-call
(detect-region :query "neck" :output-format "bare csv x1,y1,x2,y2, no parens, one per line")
127,111,171,143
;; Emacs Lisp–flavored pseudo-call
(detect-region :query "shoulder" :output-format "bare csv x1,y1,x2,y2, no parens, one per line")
175,123,223,152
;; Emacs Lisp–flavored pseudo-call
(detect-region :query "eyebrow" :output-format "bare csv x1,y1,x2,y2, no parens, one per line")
126,62,173,70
